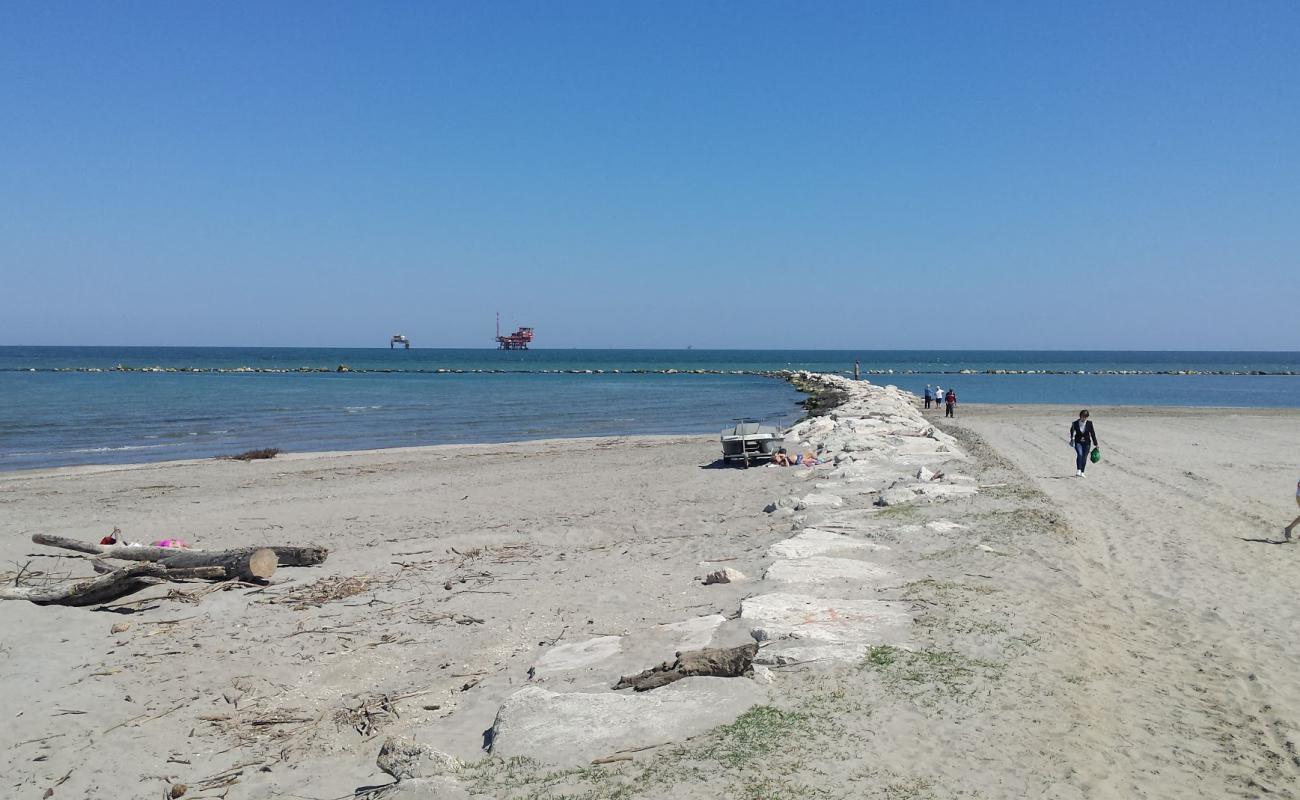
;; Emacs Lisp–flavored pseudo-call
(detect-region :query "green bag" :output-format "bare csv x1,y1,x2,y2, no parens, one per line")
1090,447,1101,464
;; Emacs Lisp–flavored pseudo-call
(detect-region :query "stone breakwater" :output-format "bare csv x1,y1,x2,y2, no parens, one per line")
5,365,1296,376
374,373,981,793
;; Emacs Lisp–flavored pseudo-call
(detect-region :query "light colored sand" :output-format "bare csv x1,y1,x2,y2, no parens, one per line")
954,404,1300,798
0,435,794,799
3,401,1299,800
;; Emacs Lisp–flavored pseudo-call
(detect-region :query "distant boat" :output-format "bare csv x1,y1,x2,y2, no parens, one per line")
390,334,410,349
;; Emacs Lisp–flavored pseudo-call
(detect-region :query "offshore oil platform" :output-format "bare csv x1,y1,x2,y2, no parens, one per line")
495,313,534,350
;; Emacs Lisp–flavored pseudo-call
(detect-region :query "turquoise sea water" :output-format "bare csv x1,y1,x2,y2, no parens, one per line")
2,347,1298,471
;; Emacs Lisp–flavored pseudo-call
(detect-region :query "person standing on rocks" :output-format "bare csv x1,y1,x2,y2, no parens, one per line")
924,385,933,409
944,388,957,418
1069,410,1098,477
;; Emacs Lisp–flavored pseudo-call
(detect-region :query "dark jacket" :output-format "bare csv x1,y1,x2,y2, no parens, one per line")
1070,419,1097,446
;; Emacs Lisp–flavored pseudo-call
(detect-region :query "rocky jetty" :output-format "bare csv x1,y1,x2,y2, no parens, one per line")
374,372,986,791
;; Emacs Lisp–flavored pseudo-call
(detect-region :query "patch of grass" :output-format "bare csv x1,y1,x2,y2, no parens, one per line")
872,504,920,519
901,578,999,603
847,767,939,799
914,612,1007,636
860,645,1005,705
736,775,836,800
694,705,820,768
457,705,829,799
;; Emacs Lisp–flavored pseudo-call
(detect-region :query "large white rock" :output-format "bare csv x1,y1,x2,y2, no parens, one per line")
925,519,968,532
915,483,979,498
795,493,844,510
657,615,727,651
532,635,622,673
876,487,917,507
488,677,767,766
742,592,910,646
766,528,890,559
764,556,892,586
763,495,799,513
530,617,726,690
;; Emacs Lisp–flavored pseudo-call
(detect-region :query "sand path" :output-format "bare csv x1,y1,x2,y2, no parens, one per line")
957,405,1300,799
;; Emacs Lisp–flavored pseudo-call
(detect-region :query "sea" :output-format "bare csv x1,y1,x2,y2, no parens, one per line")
2,347,1298,471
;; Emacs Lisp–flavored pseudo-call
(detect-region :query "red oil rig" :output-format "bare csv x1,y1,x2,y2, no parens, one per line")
495,313,534,350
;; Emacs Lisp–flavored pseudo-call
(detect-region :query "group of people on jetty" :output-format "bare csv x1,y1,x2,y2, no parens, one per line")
923,385,957,417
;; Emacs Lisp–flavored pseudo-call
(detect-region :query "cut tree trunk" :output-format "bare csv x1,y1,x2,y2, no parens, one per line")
157,548,277,581
31,534,280,581
0,564,166,606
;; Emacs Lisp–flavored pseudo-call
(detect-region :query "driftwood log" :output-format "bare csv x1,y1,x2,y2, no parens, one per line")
88,558,227,581
29,534,316,581
613,643,759,691
0,563,167,606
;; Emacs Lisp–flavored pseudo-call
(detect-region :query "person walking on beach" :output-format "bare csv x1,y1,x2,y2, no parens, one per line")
923,385,933,409
944,388,957,418
1284,477,1300,541
1069,410,1098,478
933,386,943,412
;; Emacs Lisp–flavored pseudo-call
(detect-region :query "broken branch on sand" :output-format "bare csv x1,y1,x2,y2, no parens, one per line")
0,563,167,606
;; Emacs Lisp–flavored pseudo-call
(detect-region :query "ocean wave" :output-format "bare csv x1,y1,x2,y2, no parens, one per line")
0,442,182,459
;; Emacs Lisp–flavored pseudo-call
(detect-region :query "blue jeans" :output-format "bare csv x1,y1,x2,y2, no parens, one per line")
1074,442,1090,473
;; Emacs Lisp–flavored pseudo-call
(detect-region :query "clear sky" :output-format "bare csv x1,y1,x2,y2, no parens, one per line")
2,1,1297,349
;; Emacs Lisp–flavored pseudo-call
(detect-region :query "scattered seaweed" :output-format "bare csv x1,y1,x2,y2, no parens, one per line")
226,448,282,461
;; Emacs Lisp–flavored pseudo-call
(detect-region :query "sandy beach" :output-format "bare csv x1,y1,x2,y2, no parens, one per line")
3,386,1299,799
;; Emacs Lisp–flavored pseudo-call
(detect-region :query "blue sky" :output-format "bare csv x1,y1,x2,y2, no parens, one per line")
2,2,1297,349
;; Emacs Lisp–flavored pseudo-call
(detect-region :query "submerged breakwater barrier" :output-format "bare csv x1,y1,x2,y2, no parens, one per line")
4,366,1298,377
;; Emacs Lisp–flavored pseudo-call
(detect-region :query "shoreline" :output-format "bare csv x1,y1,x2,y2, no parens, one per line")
6,400,1298,478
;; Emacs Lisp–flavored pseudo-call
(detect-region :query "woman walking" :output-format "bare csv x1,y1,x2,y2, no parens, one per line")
1069,410,1098,477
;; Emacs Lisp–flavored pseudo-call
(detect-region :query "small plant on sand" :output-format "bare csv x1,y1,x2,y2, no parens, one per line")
867,645,900,668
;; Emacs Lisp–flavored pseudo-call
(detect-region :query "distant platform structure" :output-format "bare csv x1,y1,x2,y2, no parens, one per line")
390,334,410,349
495,313,534,350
